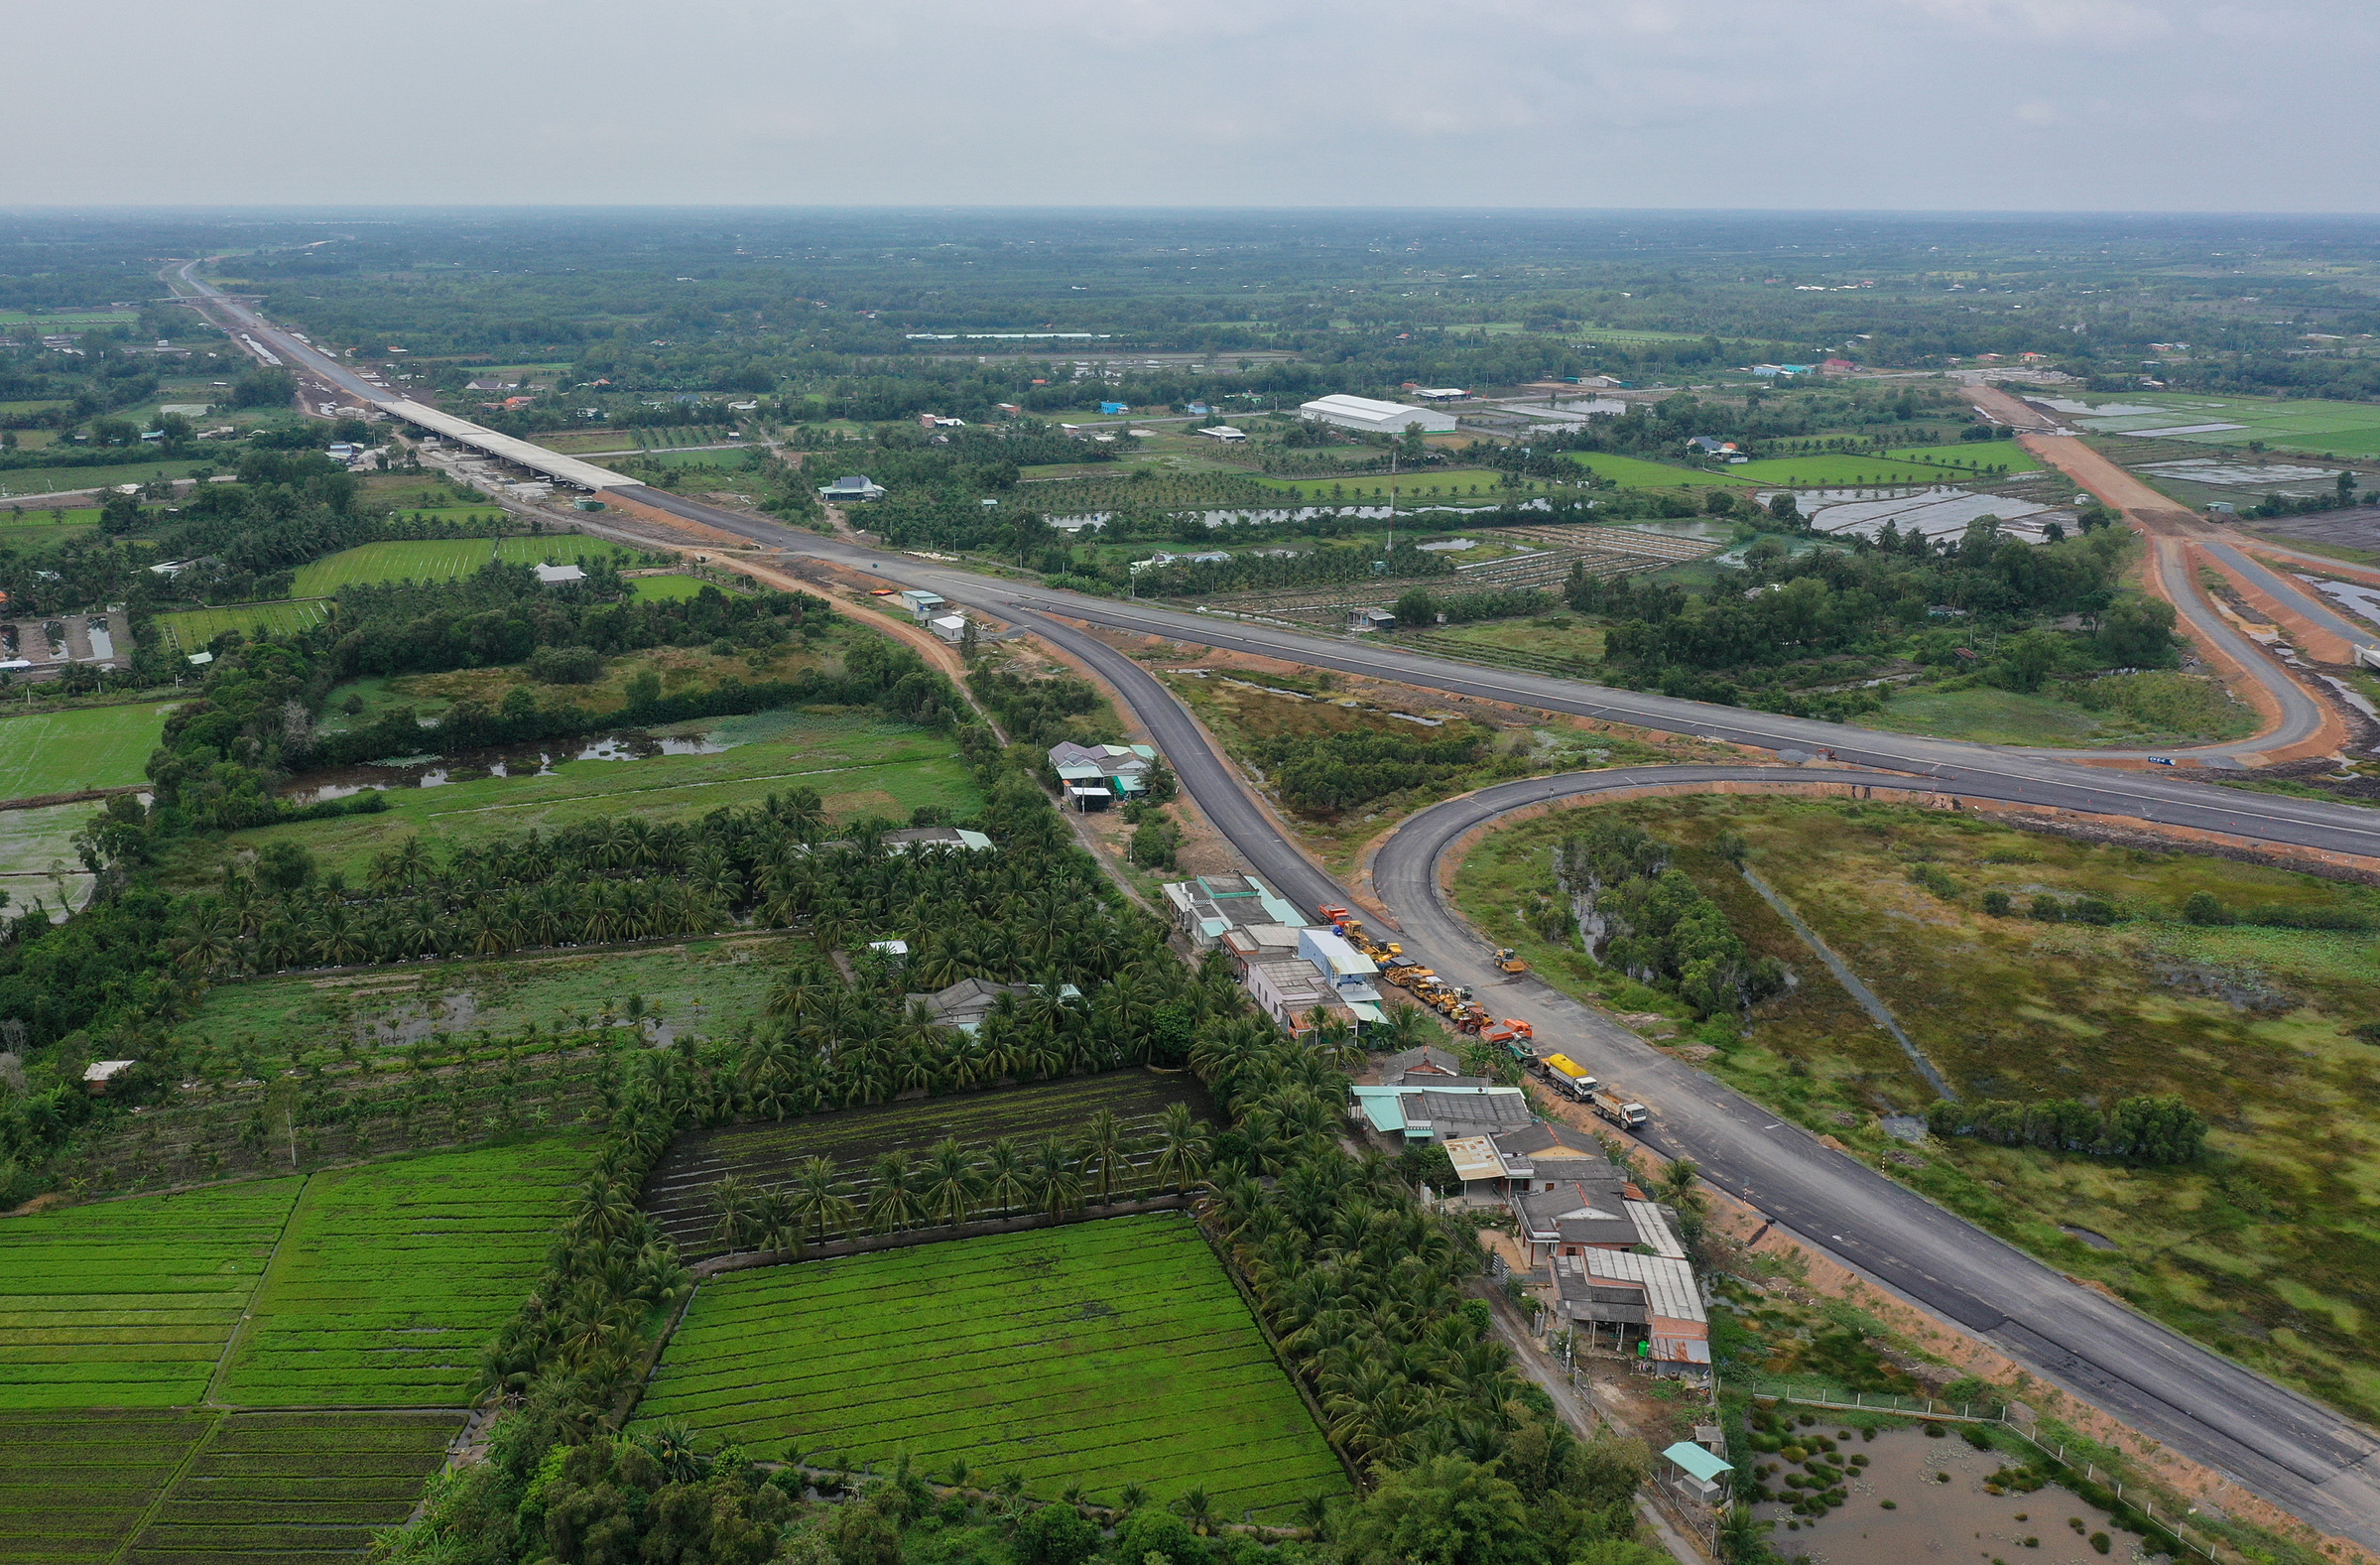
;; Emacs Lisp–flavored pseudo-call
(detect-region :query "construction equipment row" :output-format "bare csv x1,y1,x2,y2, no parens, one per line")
1319,903,1651,1130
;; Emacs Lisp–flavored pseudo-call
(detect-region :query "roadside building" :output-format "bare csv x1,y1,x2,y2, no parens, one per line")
1380,1044,1466,1082
1048,740,1158,805
1245,958,1357,1036
1494,1120,1614,1191
818,475,887,502
898,589,946,621
1298,394,1457,436
1512,1181,1641,1259
1551,1248,1710,1371
1195,425,1247,443
1160,872,1309,947
1348,608,1398,633
929,614,968,644
1350,1082,1533,1144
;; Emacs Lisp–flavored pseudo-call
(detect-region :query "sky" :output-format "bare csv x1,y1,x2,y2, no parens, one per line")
10,0,2376,210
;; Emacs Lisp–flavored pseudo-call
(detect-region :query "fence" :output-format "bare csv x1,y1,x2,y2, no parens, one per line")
1759,1383,2232,1565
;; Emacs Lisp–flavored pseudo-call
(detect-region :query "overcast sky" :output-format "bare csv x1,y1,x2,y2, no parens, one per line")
11,0,2374,210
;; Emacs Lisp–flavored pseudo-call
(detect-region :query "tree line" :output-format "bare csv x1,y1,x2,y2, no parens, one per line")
1555,821,1784,1019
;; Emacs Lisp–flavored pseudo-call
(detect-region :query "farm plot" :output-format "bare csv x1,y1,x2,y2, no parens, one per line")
1564,452,1751,489
0,1409,215,1565
629,573,710,600
125,1409,460,1565
291,536,588,595
0,1180,302,1409
636,1215,1344,1518
153,599,330,653
0,700,179,799
216,1137,588,1407
641,1073,1214,1257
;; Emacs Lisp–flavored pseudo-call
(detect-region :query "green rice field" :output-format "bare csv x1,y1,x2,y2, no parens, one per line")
0,457,205,497
1881,440,2041,472
154,599,330,652
0,1180,304,1408
290,536,588,595
0,701,180,799
216,1137,588,1406
0,504,96,530
629,573,710,600
0,1409,215,1564
122,1409,460,1565
635,1214,1345,1517
0,1407,458,1565
1728,449,2037,487
1564,452,1751,489
0,311,137,326
2072,393,2380,457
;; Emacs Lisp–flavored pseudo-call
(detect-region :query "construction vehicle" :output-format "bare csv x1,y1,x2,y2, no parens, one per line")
1589,1087,1650,1131
1493,947,1528,975
1478,1018,1535,1062
1534,1053,1598,1101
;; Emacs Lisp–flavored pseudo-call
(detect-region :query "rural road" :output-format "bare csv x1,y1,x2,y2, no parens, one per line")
185,269,2380,1549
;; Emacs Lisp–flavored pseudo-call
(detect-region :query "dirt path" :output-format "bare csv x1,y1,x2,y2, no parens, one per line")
2019,435,2204,534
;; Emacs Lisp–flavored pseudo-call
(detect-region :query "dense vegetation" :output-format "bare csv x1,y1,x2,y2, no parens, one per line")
1555,821,1784,1018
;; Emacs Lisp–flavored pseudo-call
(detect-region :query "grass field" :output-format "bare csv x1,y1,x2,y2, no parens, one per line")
0,1180,304,1408
636,1215,1345,1516
189,932,810,1071
0,504,97,530
1564,453,1751,489
0,799,102,916
0,311,137,326
1728,452,2031,487
291,536,587,595
188,711,981,883
2074,394,2380,457
0,457,205,496
216,1137,588,1406
122,1409,460,1564
1881,440,2042,472
642,1073,1215,1256
0,1409,216,1564
1857,674,2257,749
1452,795,2380,1425
630,447,757,470
1254,467,1533,502
0,701,179,799
154,600,330,652
629,574,710,600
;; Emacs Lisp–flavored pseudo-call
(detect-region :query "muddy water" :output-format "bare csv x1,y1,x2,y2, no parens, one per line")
1762,1427,2143,1565
285,729,735,804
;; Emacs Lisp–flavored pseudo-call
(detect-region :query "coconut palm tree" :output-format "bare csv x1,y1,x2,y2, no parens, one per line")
708,1174,763,1251
865,1151,925,1234
172,908,238,977
1030,1135,1082,1221
1149,1102,1212,1197
919,1137,982,1229
785,1156,856,1245
1076,1109,1133,1206
977,1136,1032,1218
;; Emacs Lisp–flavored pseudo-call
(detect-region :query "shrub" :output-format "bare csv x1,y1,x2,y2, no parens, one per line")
1982,889,2012,916
2180,889,2232,926
2029,894,2065,922
527,644,604,685
1014,1502,1100,1565
2090,1534,2111,1555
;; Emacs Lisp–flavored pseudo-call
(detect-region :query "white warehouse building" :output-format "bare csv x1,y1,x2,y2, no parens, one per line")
1298,393,1457,436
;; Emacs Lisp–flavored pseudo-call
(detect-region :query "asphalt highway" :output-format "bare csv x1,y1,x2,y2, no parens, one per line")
170,274,2380,1544
1367,768,2380,1550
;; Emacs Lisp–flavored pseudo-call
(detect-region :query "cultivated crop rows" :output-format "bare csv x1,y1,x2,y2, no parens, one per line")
290,536,569,596
636,1215,1344,1519
124,1409,460,1565
640,1073,1211,1253
0,1409,214,1564
0,1181,302,1409
218,1138,589,1406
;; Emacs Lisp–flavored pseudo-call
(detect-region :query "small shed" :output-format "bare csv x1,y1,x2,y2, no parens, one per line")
1660,1441,1732,1503
82,1060,138,1096
899,589,945,621
535,563,587,586
1349,608,1397,633
929,614,968,644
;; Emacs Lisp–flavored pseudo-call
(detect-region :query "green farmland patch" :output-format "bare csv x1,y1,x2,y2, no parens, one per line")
0,701,179,799
628,574,711,600
216,1136,588,1407
1564,453,1751,489
291,536,591,596
0,504,97,531
154,600,329,652
0,1180,303,1409
1880,440,2042,473
197,713,981,882
641,1073,1215,1256
1255,467,1527,502
124,1409,460,1565
635,1214,1345,1518
1728,452,2026,487
0,1409,215,1565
